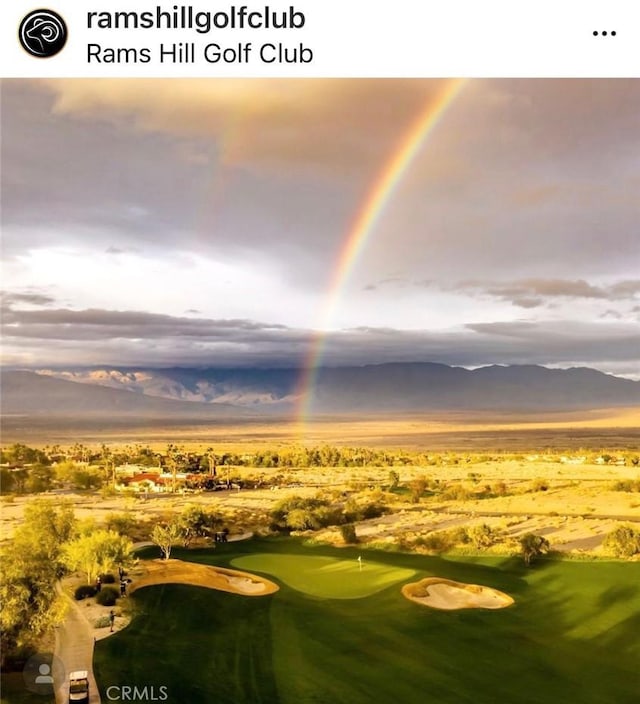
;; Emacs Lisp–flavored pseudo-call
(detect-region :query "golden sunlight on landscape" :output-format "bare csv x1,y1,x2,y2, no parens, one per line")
2,436,639,556
2,77,640,704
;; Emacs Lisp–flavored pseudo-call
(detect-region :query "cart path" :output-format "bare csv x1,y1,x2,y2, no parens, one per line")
54,585,101,704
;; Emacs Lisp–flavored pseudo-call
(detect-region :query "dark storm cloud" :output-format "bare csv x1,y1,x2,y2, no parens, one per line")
3,78,639,289
2,78,639,377
2,303,291,342
331,321,640,373
0,81,355,281
459,320,640,370
3,294,638,375
4,79,450,277
38,78,446,174
1,294,313,367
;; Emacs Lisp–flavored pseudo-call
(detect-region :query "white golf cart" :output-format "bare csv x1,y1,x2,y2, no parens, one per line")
68,670,89,704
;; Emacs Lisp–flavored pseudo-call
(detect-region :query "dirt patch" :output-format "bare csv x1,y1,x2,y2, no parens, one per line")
129,558,279,596
402,577,513,610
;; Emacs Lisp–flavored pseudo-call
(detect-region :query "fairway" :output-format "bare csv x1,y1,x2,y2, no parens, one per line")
94,541,640,704
231,553,416,598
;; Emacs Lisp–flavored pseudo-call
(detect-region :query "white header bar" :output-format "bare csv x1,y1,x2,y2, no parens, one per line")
1,0,639,77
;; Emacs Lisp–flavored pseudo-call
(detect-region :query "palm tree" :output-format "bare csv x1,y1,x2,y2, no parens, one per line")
203,448,217,477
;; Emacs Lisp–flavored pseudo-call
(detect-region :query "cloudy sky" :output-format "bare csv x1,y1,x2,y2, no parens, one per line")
1,79,639,377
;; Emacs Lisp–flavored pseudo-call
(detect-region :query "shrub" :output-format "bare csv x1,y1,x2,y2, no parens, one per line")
312,505,343,529
449,526,470,544
95,586,119,606
415,532,454,553
270,495,338,532
99,573,116,584
611,480,640,493
468,523,498,549
105,512,138,536
441,483,472,501
531,478,549,492
361,501,386,520
603,525,640,558
74,585,97,600
492,481,508,497
410,526,473,554
409,477,428,503
340,524,358,544
343,498,386,523
94,616,111,629
520,533,550,566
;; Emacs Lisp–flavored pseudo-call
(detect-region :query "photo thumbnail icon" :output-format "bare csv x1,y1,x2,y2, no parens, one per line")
19,9,68,58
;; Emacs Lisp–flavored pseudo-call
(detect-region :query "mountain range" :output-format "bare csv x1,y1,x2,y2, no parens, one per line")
0,370,253,420
1,364,638,421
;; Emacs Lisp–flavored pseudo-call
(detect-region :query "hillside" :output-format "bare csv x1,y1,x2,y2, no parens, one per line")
0,370,254,420
5,363,638,417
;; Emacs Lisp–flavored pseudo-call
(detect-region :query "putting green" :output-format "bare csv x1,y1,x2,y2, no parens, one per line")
231,553,416,598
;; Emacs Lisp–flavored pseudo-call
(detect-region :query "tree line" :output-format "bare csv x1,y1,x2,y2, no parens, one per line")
0,500,134,665
0,498,231,664
5,442,639,470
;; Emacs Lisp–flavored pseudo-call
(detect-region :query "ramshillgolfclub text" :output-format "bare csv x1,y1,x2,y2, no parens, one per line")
87,4,311,64
88,5,306,33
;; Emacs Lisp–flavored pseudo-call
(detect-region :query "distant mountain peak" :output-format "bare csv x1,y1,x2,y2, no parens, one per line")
2,363,634,417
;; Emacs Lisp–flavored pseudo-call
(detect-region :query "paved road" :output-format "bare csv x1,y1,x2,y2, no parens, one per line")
54,588,101,704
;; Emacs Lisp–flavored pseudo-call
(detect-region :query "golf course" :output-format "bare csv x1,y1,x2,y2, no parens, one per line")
94,539,640,704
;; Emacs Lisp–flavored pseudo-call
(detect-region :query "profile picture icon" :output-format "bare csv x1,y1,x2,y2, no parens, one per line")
35,663,54,684
22,653,64,694
19,9,68,58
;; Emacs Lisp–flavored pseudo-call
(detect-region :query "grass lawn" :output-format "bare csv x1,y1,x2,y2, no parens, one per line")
231,553,416,598
0,673,55,704
94,539,640,704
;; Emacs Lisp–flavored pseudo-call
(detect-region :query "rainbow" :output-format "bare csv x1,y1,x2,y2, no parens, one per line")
296,78,467,431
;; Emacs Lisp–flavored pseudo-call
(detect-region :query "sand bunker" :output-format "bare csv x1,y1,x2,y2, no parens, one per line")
129,559,278,597
225,575,269,594
402,577,513,610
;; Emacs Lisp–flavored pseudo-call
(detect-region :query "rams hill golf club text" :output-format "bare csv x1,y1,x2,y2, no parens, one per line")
86,4,313,64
